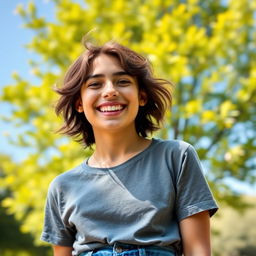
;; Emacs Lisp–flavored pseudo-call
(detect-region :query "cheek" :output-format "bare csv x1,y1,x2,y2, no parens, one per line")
81,91,97,106
80,98,93,118
124,86,140,100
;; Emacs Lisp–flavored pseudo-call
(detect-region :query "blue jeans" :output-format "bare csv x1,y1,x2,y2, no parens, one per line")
79,242,176,256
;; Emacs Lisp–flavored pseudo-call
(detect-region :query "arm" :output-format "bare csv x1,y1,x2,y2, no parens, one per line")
53,245,73,256
179,210,211,256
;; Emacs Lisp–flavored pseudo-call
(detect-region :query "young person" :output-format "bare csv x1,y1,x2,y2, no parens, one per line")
41,41,218,256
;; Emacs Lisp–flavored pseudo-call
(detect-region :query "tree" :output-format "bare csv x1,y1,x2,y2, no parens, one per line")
1,0,255,245
0,155,50,255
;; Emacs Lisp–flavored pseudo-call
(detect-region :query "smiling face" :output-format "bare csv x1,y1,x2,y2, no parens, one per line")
76,54,147,135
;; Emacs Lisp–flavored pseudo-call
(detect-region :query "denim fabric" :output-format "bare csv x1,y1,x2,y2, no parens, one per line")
79,243,176,256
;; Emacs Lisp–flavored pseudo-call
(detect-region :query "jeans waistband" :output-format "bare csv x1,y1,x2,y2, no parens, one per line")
87,242,176,254
95,243,143,253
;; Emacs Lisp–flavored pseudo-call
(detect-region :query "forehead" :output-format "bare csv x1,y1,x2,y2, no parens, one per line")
90,54,124,75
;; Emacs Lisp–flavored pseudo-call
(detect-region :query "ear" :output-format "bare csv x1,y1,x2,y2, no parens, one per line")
139,90,148,106
75,98,84,113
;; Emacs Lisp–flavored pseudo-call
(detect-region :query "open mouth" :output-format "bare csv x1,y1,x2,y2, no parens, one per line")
98,104,125,112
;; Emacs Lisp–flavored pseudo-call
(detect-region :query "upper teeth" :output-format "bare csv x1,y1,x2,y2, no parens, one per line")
100,105,123,112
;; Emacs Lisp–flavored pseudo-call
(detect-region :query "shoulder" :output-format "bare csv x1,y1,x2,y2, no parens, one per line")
48,163,84,195
151,138,200,170
152,138,193,155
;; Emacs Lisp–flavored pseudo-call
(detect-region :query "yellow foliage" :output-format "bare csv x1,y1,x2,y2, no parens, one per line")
2,197,14,209
224,146,245,163
201,110,216,123
184,99,202,117
237,66,256,102
4,175,16,185
14,4,26,17
220,101,236,119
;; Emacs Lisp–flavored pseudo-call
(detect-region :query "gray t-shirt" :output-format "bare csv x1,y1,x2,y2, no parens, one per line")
41,139,218,255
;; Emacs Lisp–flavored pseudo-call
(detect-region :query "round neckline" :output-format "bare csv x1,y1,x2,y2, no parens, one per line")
82,138,159,174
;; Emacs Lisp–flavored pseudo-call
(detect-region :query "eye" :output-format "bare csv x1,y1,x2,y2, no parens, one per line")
88,82,101,88
117,79,131,86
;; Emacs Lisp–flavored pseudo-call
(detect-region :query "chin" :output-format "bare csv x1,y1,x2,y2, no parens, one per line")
94,121,135,133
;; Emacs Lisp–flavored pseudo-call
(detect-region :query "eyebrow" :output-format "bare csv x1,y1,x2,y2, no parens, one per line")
86,71,130,80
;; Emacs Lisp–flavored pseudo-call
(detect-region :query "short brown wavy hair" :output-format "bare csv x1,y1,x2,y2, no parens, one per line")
55,41,173,147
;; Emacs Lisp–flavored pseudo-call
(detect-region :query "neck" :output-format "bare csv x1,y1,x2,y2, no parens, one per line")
89,128,151,168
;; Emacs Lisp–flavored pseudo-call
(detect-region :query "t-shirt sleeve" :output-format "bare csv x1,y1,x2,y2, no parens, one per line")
41,178,75,246
175,145,218,221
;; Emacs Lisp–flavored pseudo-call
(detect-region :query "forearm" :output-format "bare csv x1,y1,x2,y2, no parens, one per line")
183,247,211,256
53,245,73,256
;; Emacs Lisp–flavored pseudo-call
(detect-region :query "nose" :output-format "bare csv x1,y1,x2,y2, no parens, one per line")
102,81,119,98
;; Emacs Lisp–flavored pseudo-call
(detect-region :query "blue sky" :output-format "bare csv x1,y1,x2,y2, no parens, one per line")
0,1,55,87
0,0,55,158
0,1,255,195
